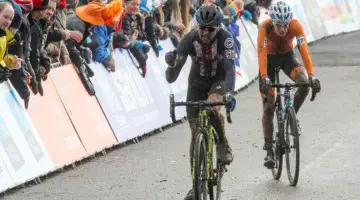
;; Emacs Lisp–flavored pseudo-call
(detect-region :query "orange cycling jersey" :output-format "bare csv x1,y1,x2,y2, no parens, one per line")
257,19,314,77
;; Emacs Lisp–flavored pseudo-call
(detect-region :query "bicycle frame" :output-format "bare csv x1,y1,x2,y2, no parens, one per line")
169,94,233,189
274,67,293,131
191,109,218,182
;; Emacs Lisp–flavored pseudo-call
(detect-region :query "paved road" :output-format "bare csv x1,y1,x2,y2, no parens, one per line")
3,32,360,200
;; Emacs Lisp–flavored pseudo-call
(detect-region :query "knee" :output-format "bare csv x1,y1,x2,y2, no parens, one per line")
294,70,309,84
295,71,310,94
263,95,275,114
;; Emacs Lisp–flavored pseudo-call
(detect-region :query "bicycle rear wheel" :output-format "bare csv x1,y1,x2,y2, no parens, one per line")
194,132,211,200
285,107,300,186
272,107,283,180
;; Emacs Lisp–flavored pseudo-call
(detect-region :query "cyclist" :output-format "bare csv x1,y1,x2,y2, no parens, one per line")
257,1,321,169
165,4,236,200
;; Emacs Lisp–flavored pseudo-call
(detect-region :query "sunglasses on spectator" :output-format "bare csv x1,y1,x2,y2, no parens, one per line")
199,25,218,32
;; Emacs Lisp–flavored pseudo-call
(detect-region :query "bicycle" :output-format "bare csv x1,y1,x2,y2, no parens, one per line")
265,66,317,186
169,93,234,200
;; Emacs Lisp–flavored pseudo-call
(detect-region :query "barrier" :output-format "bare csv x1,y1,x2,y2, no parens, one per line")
0,83,53,192
0,0,359,194
234,17,259,91
315,0,359,35
27,75,87,168
301,0,328,41
50,65,117,154
88,47,174,143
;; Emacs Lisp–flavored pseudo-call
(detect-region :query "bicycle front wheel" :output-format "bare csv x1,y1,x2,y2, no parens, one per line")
272,107,283,180
285,107,300,186
194,132,211,200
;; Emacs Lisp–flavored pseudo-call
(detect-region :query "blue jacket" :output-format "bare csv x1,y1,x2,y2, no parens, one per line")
89,25,113,63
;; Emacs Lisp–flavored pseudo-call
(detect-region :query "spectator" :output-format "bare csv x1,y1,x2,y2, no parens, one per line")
179,0,190,32
152,2,171,41
66,0,122,79
113,0,149,77
84,0,124,72
12,0,36,95
140,0,160,57
243,0,273,26
28,0,70,95
45,0,72,65
162,0,186,47
5,1,33,108
87,22,117,72
0,1,16,84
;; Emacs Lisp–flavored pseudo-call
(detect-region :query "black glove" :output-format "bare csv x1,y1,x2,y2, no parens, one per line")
0,67,12,83
259,76,271,94
309,76,321,93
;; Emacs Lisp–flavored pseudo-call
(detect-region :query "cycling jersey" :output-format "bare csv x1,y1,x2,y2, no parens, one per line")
257,18,314,77
166,28,236,93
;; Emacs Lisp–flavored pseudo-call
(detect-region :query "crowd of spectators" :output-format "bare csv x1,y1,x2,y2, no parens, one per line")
0,0,272,108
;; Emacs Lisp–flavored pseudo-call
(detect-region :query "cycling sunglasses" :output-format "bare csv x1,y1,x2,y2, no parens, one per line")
272,22,289,28
199,25,218,32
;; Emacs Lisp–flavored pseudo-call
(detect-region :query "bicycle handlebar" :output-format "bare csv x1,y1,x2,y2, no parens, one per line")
169,94,233,124
269,82,317,102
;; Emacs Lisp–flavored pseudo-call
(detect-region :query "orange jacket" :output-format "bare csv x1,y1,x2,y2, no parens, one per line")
257,19,314,77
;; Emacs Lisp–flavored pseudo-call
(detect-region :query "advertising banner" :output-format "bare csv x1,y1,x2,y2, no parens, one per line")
0,157,15,192
89,48,172,143
240,17,258,49
287,0,315,43
316,0,358,35
50,65,118,154
348,0,360,27
301,0,329,41
27,78,87,168
0,83,54,185
235,19,259,90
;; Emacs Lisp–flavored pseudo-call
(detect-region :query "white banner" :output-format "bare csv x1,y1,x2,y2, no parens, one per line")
234,19,259,91
89,47,173,142
0,83,53,187
316,0,358,35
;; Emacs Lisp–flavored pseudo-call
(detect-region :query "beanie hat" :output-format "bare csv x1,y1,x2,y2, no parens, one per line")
13,0,33,13
32,0,49,11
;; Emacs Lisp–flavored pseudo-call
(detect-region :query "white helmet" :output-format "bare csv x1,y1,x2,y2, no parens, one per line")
268,1,293,25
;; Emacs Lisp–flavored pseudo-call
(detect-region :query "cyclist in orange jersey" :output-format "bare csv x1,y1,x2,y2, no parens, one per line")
257,1,321,169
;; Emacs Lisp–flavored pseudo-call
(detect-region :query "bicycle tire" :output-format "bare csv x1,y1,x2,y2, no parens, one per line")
208,135,217,200
194,132,211,200
216,162,225,200
285,107,300,186
272,107,283,180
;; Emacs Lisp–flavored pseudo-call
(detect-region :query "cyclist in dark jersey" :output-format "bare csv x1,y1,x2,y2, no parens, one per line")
165,4,236,200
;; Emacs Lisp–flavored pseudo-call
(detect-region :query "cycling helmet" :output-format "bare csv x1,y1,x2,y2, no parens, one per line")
268,1,293,25
195,4,224,27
